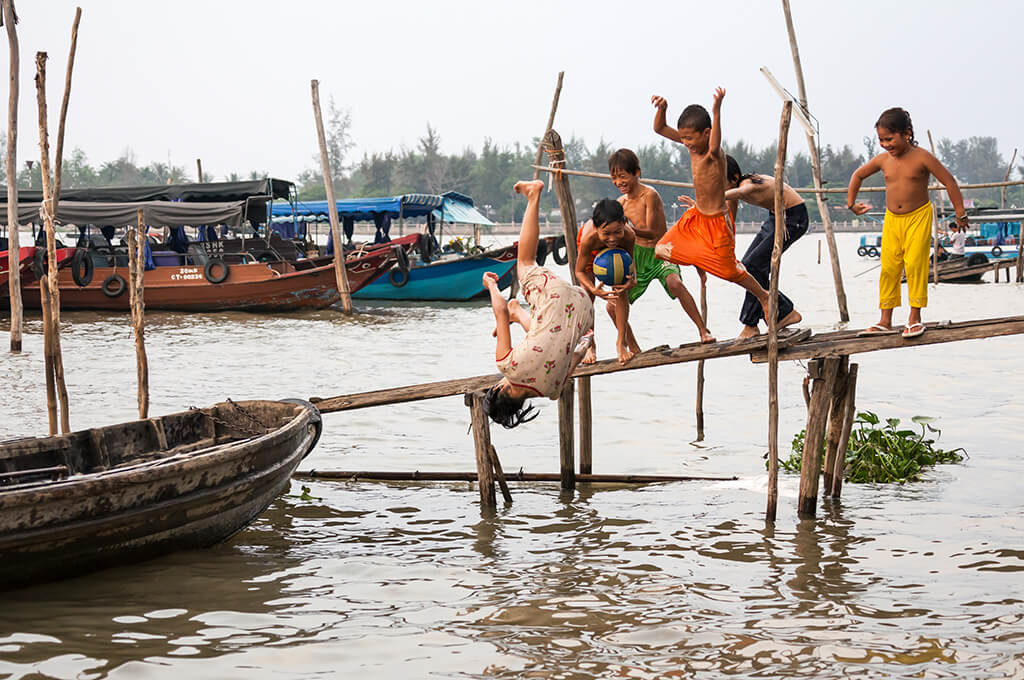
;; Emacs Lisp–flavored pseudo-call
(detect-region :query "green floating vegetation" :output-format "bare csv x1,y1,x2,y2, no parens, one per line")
781,411,966,484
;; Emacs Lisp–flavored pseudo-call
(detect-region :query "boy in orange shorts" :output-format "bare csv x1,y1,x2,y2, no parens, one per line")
651,88,770,332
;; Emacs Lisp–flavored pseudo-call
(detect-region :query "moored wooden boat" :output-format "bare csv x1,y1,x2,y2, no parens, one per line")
0,399,322,590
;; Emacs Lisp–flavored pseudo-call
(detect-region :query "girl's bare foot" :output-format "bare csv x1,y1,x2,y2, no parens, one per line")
700,329,716,344
616,342,636,365
778,310,802,329
737,324,760,340
513,180,544,199
583,345,597,364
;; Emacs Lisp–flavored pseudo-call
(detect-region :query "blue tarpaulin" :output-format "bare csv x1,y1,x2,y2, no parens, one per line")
270,194,443,220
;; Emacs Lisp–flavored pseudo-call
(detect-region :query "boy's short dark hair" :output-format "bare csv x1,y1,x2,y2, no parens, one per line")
677,104,711,131
608,148,640,175
483,384,538,429
592,199,625,228
726,155,741,186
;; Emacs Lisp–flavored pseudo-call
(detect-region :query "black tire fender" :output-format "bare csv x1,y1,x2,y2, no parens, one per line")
857,246,868,257
71,249,94,287
388,267,410,287
966,253,989,266
867,246,879,258
992,245,1003,257
551,235,569,265
204,258,230,284
392,244,410,273
101,273,127,298
535,237,549,266
32,249,47,279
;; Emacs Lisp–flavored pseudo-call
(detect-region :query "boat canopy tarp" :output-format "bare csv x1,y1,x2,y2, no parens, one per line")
0,178,293,204
14,200,246,228
272,192,493,224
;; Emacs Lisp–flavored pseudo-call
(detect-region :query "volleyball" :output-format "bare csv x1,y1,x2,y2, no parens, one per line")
592,248,632,286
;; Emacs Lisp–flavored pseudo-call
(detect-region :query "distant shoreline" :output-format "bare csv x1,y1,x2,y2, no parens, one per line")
344,221,882,236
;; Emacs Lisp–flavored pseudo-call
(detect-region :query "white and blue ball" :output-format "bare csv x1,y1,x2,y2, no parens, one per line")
592,248,632,286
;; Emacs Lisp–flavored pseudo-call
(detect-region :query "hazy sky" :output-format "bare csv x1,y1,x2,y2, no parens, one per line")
2,1,1022,183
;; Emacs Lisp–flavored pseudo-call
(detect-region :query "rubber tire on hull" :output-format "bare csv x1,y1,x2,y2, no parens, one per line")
551,235,569,265
204,258,230,284
389,268,410,287
536,238,549,266
967,253,989,266
857,246,868,257
101,274,127,297
71,249,94,287
867,246,879,258
992,246,1003,257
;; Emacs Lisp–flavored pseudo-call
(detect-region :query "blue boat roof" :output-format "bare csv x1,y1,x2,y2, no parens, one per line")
271,192,494,225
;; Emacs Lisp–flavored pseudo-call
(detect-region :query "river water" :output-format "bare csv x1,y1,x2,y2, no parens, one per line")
1,232,1022,679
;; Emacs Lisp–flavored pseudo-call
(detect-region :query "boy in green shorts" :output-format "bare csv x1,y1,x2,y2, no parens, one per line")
609,148,714,344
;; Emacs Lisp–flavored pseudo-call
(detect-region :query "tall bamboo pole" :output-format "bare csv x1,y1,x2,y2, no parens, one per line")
766,101,793,523
780,0,849,323
196,158,203,183
1001,148,1017,210
310,79,352,313
3,0,22,353
927,131,940,284
531,71,564,181
35,51,71,433
51,6,80,218
127,209,149,418
695,281,707,441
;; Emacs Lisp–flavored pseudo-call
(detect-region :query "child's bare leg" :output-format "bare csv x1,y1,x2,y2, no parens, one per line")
666,272,714,344
513,180,544,281
778,309,802,329
606,298,637,364
509,299,531,331
734,272,771,324
907,306,922,327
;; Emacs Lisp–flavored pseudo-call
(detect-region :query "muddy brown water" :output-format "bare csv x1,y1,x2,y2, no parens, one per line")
1,234,1022,679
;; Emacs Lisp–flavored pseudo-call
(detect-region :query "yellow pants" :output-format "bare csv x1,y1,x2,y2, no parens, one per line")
879,202,932,309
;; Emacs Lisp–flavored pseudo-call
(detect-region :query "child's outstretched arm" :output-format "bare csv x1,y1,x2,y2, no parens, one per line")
847,156,882,215
710,87,725,154
484,272,512,360
925,153,970,228
651,95,682,143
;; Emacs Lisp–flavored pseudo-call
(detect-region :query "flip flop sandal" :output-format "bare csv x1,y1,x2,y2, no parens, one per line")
902,323,926,339
857,324,896,337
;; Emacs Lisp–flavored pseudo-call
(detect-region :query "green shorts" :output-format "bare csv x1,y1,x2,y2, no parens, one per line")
628,243,680,303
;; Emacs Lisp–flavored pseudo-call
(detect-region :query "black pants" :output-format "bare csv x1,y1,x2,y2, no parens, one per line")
739,203,808,327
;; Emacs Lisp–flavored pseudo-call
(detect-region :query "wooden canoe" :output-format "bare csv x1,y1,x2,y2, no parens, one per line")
0,399,322,590
19,247,395,312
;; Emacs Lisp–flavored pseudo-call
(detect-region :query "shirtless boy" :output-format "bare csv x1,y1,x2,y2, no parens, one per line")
574,198,640,364
847,107,967,338
723,156,806,339
609,148,714,346
651,88,771,334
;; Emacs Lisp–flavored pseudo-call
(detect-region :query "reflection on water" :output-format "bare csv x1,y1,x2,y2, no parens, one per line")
1,234,1023,678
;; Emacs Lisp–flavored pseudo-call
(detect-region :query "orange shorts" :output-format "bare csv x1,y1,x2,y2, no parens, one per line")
656,207,747,283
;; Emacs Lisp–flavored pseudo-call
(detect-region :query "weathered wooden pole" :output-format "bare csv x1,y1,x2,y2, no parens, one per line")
557,381,575,490
797,357,840,516
1016,221,1023,283
1001,148,1016,209
780,0,850,323
543,128,588,481
465,392,496,510
695,279,707,441
51,6,80,217
310,79,353,313
766,101,792,523
35,51,71,434
927,131,941,284
487,444,513,505
828,362,858,498
531,71,563,181
822,355,849,494
196,158,203,183
3,0,23,353
127,209,149,418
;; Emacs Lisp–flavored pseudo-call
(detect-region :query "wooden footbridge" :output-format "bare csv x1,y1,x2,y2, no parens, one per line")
298,314,1024,518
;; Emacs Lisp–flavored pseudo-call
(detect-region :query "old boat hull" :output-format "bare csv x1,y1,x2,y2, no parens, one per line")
353,243,518,301
20,248,394,312
0,399,321,590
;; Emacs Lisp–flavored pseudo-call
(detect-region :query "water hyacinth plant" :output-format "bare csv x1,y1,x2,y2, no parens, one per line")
781,411,966,484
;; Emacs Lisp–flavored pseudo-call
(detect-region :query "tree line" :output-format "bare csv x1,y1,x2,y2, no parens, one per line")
3,99,1019,225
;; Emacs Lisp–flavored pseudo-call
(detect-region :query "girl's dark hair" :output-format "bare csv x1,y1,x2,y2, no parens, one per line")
875,107,917,146
592,198,625,228
608,148,640,175
483,384,539,429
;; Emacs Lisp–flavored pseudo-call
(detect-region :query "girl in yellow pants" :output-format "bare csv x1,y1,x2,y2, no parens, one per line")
879,202,932,311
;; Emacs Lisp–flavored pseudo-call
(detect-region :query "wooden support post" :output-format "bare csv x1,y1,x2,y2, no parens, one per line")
558,381,575,490
578,376,592,474
128,209,149,419
196,158,203,183
544,128,590,477
465,392,496,511
531,71,564,181
695,279,708,441
488,444,513,505
781,0,849,323
4,0,23,354
822,355,849,495
1001,148,1017,209
1016,221,1023,282
766,101,793,523
311,79,353,313
828,362,858,498
797,357,840,516
927,132,941,285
